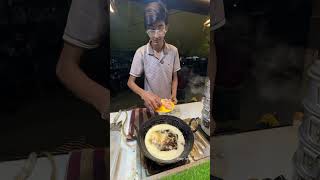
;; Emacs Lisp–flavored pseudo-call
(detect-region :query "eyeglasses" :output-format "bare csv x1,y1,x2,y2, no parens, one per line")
146,27,167,37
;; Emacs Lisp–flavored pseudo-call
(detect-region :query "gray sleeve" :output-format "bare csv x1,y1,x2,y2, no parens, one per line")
173,48,181,72
129,48,144,77
63,0,107,49
211,0,226,31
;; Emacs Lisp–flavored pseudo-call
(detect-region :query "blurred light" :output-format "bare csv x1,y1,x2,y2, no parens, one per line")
203,19,210,28
110,4,114,13
110,0,116,13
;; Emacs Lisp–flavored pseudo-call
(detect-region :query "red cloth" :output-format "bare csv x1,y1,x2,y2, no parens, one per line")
65,148,108,180
126,108,158,140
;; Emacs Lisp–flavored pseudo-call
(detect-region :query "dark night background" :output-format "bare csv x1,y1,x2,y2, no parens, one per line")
213,0,312,134
0,0,108,161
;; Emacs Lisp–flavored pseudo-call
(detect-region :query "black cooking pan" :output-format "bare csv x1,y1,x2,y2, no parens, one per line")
137,115,199,165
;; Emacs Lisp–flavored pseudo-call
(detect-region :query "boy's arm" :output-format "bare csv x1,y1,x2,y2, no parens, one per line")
57,43,109,117
56,0,109,119
127,75,161,110
171,72,178,104
127,75,145,98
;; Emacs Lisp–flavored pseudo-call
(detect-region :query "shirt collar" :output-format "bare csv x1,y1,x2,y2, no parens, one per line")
147,40,169,55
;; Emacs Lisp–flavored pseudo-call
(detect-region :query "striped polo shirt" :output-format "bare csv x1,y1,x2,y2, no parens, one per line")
129,42,181,99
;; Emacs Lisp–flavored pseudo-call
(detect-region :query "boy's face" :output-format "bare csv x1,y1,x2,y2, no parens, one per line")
146,21,167,47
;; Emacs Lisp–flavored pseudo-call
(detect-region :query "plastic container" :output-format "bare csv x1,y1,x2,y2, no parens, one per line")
202,106,210,115
293,152,316,180
200,119,210,136
293,153,314,180
203,97,210,109
300,105,320,149
303,77,320,116
203,78,210,98
293,60,320,180
201,79,211,136
294,127,320,179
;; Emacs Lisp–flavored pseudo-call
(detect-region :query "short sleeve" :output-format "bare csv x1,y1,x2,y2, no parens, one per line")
173,48,181,72
63,0,107,49
129,48,144,77
211,0,226,31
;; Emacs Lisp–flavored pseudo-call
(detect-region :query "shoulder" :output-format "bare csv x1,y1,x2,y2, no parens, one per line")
135,45,148,54
63,0,107,49
166,43,178,53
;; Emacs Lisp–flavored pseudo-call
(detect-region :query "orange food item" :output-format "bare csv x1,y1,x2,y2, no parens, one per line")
155,99,175,113
161,99,173,110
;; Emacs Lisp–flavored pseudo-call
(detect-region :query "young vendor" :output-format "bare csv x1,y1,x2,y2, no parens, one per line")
127,1,181,111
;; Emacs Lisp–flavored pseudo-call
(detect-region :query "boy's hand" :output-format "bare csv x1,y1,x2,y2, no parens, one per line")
141,91,161,110
171,96,178,105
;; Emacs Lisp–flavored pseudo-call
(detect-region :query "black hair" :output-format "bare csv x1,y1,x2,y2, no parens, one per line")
144,1,168,30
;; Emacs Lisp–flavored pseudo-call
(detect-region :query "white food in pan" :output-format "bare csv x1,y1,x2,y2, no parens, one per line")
144,124,185,161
